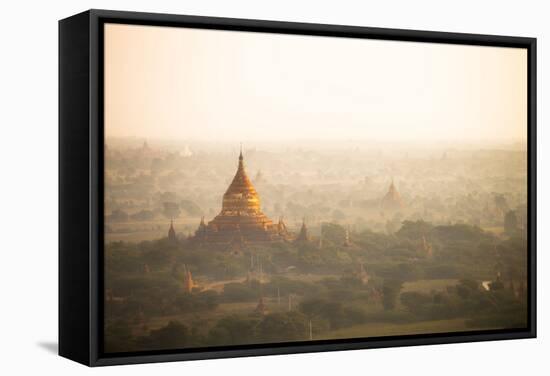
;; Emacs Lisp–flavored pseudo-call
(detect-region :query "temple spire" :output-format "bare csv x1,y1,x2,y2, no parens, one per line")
237,144,245,174
389,177,396,192
168,219,177,244
295,217,310,243
381,177,404,211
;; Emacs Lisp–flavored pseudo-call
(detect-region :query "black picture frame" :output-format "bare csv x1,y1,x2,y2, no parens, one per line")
59,9,537,367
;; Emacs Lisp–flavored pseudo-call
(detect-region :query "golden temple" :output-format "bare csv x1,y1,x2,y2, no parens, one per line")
192,149,290,248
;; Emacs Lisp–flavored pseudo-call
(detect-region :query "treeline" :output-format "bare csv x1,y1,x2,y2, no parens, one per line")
105,310,313,353
400,279,527,328
105,276,526,353
104,273,398,352
106,220,527,288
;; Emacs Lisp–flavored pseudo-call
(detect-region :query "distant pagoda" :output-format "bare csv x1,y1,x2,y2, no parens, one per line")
294,218,310,244
191,148,290,247
167,219,177,244
381,178,404,212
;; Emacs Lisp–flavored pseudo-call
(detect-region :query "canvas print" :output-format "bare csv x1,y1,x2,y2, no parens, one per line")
103,23,528,353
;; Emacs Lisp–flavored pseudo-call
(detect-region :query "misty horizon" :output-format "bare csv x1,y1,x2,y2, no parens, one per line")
105,136,527,152
105,24,526,143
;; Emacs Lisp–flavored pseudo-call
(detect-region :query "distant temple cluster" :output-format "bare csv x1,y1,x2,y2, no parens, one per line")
156,151,433,315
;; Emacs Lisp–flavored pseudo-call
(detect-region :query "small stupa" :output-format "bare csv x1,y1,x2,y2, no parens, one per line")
182,265,194,293
168,219,177,244
381,178,404,212
294,218,310,244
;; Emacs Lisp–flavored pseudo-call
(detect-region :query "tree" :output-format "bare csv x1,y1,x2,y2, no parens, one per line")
299,298,326,319
396,220,433,240
504,210,518,236
207,315,258,346
222,282,258,302
139,321,190,350
400,291,432,314
258,312,309,342
455,279,480,299
298,298,346,328
321,223,346,244
104,320,134,353
432,223,485,243
382,279,403,310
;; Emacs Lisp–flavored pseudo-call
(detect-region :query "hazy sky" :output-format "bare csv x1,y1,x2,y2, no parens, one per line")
104,23,527,143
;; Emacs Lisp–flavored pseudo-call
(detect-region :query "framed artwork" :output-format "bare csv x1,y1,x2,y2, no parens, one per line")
59,9,536,366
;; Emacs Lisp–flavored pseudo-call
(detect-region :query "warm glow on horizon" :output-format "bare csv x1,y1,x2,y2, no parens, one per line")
104,23,527,144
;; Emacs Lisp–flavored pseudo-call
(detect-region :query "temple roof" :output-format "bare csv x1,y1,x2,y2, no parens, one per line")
386,179,400,198
381,179,403,209
221,150,261,214
225,150,256,194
